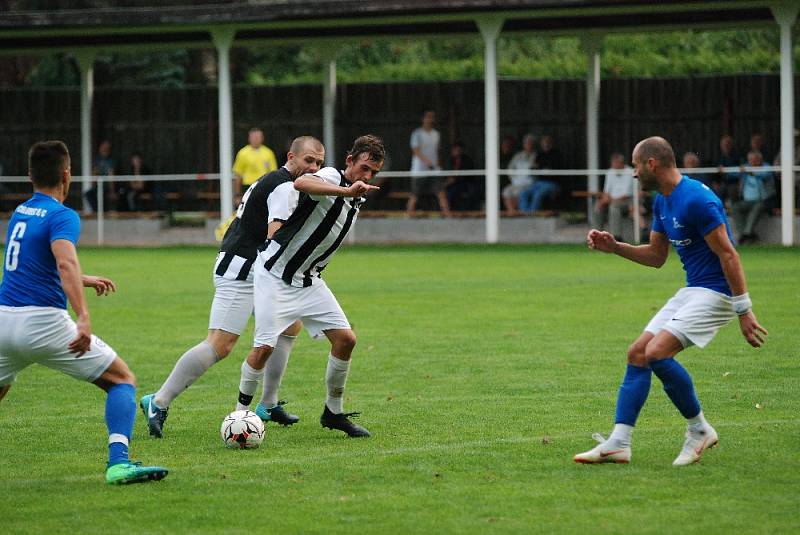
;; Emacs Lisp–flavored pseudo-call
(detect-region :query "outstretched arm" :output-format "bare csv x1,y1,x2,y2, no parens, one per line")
587,228,669,268
52,240,91,356
704,224,768,348
294,175,379,198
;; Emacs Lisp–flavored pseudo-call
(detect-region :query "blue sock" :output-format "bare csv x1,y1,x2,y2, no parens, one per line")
614,364,652,426
106,383,136,467
650,358,701,419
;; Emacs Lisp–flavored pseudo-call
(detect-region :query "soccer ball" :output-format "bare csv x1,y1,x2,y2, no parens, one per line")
220,410,265,449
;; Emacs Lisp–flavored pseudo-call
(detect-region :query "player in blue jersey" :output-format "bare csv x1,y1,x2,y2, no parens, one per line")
0,141,168,484
574,136,768,466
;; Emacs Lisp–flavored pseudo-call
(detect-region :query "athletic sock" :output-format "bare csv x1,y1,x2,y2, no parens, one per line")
650,358,702,419
687,411,710,432
259,334,296,408
154,340,220,409
325,353,350,414
237,360,262,411
106,383,136,467
614,364,652,428
609,423,634,447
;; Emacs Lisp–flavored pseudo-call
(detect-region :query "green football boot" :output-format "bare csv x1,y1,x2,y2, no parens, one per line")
106,461,169,485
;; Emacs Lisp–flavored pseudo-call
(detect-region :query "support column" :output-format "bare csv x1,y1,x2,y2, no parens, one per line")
76,51,95,213
582,34,602,227
478,17,503,244
772,3,799,246
212,28,236,222
322,51,337,166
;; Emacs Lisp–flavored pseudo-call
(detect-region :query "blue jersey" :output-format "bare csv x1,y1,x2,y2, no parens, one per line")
0,193,81,309
652,176,732,295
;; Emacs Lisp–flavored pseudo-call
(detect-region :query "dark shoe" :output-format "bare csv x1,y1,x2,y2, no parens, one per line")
255,400,300,426
139,394,168,438
320,405,370,438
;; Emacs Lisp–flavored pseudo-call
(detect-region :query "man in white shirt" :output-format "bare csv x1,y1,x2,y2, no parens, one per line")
593,153,634,239
502,134,537,214
406,109,447,216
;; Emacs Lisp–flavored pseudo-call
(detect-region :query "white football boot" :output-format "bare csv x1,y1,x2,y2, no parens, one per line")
574,433,631,464
672,425,719,466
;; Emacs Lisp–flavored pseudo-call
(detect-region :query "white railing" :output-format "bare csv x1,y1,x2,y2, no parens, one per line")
1,165,795,245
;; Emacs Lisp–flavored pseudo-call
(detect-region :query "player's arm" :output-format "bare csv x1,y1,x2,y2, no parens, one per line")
51,240,91,356
82,275,116,296
587,229,669,268
294,174,379,198
704,224,768,348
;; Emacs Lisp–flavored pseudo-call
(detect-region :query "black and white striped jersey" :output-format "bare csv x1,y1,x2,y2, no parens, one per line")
214,167,296,280
259,167,362,288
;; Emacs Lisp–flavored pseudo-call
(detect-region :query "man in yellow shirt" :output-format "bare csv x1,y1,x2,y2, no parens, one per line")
232,127,278,194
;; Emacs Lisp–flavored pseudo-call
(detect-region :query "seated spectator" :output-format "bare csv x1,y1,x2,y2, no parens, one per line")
498,135,517,201
716,134,742,204
733,150,775,243
444,142,479,212
117,152,153,211
520,134,561,214
592,153,634,240
682,152,716,190
84,139,116,213
747,133,773,167
502,134,536,214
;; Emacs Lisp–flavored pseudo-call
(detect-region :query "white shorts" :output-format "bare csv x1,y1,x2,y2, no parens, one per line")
253,264,350,348
644,287,735,348
0,306,117,386
208,271,254,335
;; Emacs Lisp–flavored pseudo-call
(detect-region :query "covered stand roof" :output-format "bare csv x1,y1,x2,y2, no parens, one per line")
0,1,776,52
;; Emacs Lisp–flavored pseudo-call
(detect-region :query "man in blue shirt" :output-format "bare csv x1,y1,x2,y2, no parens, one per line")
574,136,768,466
0,141,168,485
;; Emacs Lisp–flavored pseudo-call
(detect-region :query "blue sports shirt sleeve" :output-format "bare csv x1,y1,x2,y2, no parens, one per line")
49,209,81,244
693,198,727,236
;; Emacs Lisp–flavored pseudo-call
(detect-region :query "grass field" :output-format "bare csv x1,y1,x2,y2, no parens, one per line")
0,244,798,534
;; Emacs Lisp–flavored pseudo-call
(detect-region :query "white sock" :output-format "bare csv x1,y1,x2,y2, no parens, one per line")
259,334,295,408
325,353,350,414
687,411,709,432
236,360,262,411
154,341,220,408
609,423,633,447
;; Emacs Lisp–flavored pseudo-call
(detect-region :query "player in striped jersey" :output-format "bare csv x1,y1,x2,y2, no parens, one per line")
235,135,384,437
140,136,325,438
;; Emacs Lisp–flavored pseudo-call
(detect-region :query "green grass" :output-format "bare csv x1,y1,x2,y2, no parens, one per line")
1,244,798,534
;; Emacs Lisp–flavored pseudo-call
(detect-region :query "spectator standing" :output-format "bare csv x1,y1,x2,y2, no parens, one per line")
716,134,742,203
593,153,634,240
406,109,446,216
747,133,773,166
232,127,278,195
444,142,479,212
681,152,715,189
733,151,774,243
84,139,116,213
520,134,561,213
502,134,536,214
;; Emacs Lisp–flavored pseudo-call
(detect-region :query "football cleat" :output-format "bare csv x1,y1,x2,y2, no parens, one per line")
574,433,631,464
139,393,168,438
255,400,300,426
320,405,370,438
106,461,168,485
672,426,719,466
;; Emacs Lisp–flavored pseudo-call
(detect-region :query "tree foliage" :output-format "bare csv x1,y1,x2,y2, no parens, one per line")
7,28,797,87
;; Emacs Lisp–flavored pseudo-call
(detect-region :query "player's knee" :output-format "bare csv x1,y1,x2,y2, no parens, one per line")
335,331,357,354
627,342,647,366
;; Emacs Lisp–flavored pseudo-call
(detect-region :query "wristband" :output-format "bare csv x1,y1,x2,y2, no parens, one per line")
732,293,752,316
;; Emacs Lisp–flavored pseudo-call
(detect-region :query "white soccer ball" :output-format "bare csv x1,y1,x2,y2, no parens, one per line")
220,410,265,449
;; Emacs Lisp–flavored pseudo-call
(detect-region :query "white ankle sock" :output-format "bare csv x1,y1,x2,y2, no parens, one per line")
154,340,220,408
236,360,262,411
259,334,295,408
687,411,709,432
325,353,350,414
609,423,633,447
